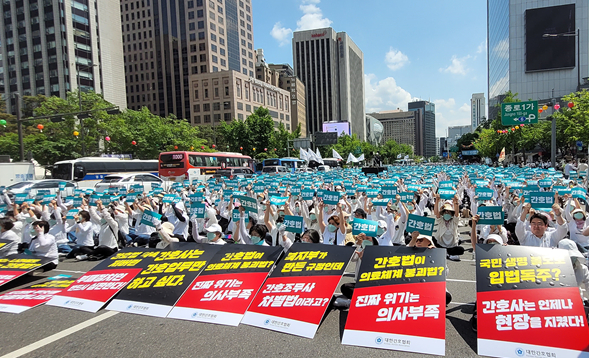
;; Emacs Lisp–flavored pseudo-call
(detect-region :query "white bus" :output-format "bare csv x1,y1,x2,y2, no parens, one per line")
52,157,159,188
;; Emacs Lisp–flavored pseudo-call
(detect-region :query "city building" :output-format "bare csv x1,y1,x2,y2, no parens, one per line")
367,109,427,156
471,92,485,129
292,27,366,141
1,0,126,113
121,0,255,121
190,69,292,130
488,0,588,119
447,124,472,147
408,100,436,158
439,137,448,157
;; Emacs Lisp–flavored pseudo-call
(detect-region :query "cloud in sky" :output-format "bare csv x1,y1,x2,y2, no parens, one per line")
439,55,471,75
270,0,332,45
364,74,412,113
385,48,409,71
433,98,472,137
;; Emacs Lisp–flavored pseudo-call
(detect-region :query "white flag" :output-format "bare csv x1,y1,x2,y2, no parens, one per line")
347,153,357,163
397,153,402,159
307,149,318,162
299,148,308,161
357,154,365,161
404,155,409,160
332,149,343,160
315,148,324,164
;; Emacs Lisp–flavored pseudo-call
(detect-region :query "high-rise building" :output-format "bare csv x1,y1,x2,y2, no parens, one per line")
368,109,430,156
471,93,485,130
438,137,447,156
1,0,126,113
121,0,255,122
267,63,307,136
408,100,436,158
292,27,366,141
447,125,472,147
487,0,588,119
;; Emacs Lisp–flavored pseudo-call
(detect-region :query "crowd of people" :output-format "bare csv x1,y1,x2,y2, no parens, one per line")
1,164,588,331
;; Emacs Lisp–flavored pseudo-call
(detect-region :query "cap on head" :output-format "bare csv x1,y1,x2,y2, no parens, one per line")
205,223,223,234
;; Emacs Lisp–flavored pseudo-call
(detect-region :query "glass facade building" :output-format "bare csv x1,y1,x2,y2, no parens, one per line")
487,0,509,121
0,0,126,113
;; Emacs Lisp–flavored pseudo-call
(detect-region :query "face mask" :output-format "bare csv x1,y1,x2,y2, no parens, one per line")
309,214,317,221
351,199,357,204
278,211,285,217
377,227,385,236
261,205,267,211
406,204,414,211
295,207,300,213
251,235,263,244
328,224,337,232
443,214,452,221
29,228,37,237
206,232,217,241
276,223,283,229
574,212,585,220
324,207,329,213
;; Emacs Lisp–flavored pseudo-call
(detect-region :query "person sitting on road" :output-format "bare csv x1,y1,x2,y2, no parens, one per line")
516,202,567,247
433,194,465,261
29,220,58,271
204,224,226,245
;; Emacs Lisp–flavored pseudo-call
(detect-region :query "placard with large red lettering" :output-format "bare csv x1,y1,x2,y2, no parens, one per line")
476,244,589,358
341,246,447,355
46,248,153,312
0,254,53,288
167,245,282,326
241,243,354,338
106,244,221,318
0,279,75,313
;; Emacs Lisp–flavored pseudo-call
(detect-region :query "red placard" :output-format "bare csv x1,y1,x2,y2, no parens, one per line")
0,280,75,313
0,270,28,286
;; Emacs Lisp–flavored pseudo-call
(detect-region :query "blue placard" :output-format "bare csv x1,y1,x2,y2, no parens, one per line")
321,190,341,205
140,209,162,227
58,182,67,190
476,187,494,200
381,186,397,198
237,195,258,213
406,214,435,236
66,209,79,220
352,218,378,237
270,196,288,206
572,187,587,200
284,215,304,234
125,193,138,203
528,191,555,210
372,199,390,207
162,194,176,204
438,189,456,200
301,189,315,200
477,206,504,225
399,192,413,203
190,202,206,218
15,193,28,204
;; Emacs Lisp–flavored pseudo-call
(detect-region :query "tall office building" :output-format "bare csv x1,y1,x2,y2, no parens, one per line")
121,0,255,121
408,100,436,158
0,0,126,113
292,27,366,141
267,63,307,136
368,109,432,157
488,0,588,119
471,92,485,130
447,124,472,147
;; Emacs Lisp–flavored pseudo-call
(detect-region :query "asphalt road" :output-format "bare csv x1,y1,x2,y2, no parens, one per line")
0,227,479,358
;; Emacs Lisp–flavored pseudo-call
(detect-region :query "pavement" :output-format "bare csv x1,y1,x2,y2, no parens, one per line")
0,227,480,358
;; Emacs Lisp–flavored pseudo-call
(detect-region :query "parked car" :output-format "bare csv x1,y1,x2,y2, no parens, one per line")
261,166,288,175
6,179,76,199
316,165,331,172
213,168,255,179
94,173,163,193
295,167,314,173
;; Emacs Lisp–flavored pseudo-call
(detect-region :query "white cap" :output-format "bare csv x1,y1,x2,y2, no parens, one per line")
377,220,387,229
161,222,174,236
558,239,585,259
484,234,504,245
205,223,222,234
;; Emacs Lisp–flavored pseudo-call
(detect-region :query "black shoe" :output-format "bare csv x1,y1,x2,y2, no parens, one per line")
470,313,477,332
446,291,452,306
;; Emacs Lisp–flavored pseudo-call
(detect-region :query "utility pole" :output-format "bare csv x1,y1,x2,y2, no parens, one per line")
15,93,24,162
551,89,556,168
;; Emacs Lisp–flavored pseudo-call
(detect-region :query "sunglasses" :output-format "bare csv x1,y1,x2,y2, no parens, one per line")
416,238,425,243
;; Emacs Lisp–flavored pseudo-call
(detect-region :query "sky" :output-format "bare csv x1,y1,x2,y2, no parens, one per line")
251,0,488,137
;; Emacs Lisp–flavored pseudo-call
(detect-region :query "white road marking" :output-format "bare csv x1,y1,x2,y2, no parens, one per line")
0,311,119,358
448,279,476,283
52,269,88,274
449,301,475,306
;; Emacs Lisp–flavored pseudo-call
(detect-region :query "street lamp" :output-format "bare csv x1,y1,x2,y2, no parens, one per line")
75,63,97,156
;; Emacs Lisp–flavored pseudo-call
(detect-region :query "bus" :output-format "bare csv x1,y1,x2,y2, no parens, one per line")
52,157,159,188
262,157,305,173
158,151,253,182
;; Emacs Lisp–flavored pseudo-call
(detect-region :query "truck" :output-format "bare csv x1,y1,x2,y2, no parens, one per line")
0,162,45,187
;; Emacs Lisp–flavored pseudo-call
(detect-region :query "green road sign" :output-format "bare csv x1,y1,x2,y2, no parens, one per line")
501,100,538,125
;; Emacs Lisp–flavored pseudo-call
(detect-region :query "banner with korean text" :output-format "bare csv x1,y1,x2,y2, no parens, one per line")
106,244,222,318
0,279,75,313
46,248,154,312
0,255,54,287
242,244,354,338
342,246,447,355
476,244,589,358
167,245,282,326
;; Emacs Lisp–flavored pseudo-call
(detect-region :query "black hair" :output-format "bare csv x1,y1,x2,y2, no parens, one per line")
276,216,284,224
248,215,258,226
250,223,268,238
529,213,548,226
0,218,14,231
302,229,320,243
79,210,91,222
33,220,50,234
354,208,367,219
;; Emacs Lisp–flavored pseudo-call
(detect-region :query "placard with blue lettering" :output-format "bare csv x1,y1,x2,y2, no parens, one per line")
301,189,315,200
140,210,162,227
399,192,413,203
352,218,378,237
381,186,397,198
406,214,435,236
372,199,390,207
270,196,288,207
14,193,28,204
476,206,504,225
